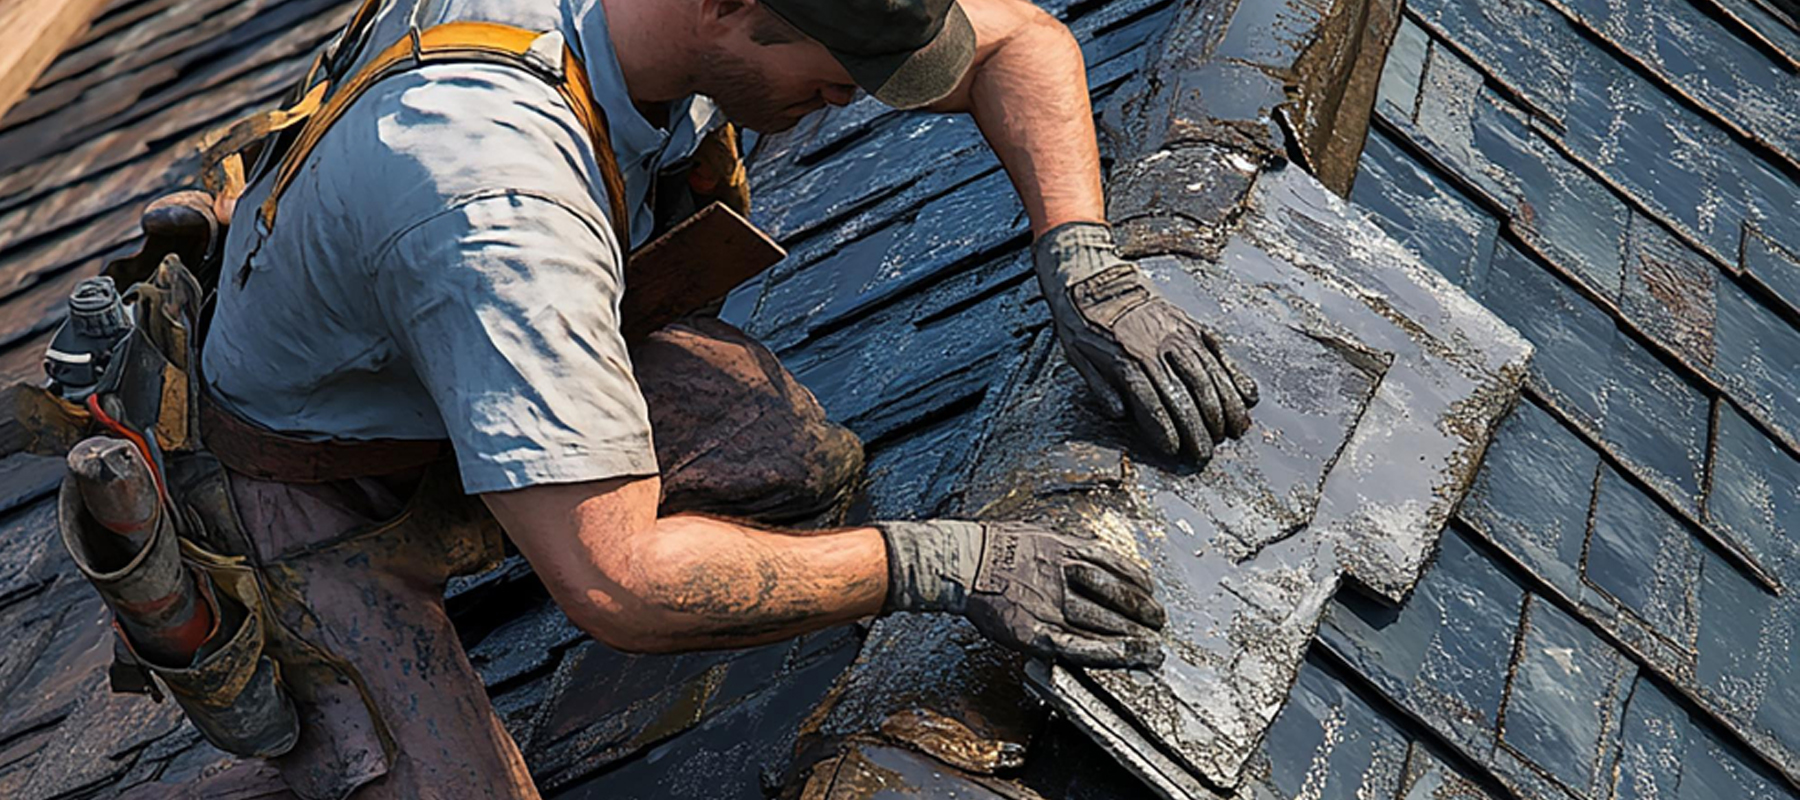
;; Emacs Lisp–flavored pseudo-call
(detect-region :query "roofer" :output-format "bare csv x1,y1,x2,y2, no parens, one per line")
42,0,1258,796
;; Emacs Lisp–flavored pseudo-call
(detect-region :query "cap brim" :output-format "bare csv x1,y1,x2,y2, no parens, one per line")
832,2,976,110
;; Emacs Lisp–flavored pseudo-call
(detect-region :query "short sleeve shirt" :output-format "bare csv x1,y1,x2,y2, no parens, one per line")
201,0,724,493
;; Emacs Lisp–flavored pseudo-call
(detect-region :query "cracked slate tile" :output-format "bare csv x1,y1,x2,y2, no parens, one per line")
1498,595,1637,798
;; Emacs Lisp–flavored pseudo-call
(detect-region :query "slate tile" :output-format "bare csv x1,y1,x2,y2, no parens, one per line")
1583,467,1702,649
1610,678,1686,800
1744,225,1800,316
1716,276,1800,446
1680,724,1798,800
1498,595,1636,796
1412,38,1486,166
1351,126,1500,296
1376,19,1430,122
1462,397,1599,595
1705,403,1799,576
464,597,583,688
551,633,858,800
1399,742,1503,799
1407,0,1578,120
1467,92,1629,297
0,582,111,741
1321,527,1526,750
749,114,990,246
1622,211,1717,369
1250,654,1409,800
1555,0,1800,163
1749,606,1800,784
1478,243,1612,428
1694,549,1777,721
1559,28,1800,266
0,499,59,606
1598,328,1710,512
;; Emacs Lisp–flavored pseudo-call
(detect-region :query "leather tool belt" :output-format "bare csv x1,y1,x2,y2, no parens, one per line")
6,2,779,795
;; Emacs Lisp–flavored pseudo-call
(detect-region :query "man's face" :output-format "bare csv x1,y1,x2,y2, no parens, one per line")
697,15,861,132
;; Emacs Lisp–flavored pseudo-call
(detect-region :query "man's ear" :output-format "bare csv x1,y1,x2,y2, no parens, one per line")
696,0,756,37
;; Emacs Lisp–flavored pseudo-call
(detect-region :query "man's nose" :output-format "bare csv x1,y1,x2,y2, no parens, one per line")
822,84,857,107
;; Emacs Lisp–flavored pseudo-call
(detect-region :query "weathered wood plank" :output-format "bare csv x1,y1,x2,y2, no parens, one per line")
0,50,309,213
0,0,114,123
0,0,348,172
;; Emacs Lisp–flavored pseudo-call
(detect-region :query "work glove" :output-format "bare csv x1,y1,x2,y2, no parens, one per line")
876,519,1167,669
1034,222,1259,464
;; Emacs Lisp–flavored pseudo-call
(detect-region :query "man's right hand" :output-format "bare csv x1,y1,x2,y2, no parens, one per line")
877,520,1166,669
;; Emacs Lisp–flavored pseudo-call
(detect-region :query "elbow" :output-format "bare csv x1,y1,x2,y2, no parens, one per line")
547,526,696,655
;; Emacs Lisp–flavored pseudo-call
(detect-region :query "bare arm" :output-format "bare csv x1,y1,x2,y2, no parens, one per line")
484,476,887,653
928,0,1105,236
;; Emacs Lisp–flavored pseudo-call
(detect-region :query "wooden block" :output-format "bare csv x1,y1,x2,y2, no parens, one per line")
621,202,785,340
0,0,113,124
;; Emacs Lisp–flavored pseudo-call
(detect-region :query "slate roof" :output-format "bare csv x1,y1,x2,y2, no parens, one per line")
0,0,1795,799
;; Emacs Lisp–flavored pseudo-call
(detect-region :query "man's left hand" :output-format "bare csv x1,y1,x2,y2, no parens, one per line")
1033,222,1259,464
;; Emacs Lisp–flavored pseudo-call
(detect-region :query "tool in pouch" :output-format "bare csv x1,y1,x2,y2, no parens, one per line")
44,259,302,759
16,0,784,790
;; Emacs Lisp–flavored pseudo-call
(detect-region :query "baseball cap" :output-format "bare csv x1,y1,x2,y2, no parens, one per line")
759,0,976,110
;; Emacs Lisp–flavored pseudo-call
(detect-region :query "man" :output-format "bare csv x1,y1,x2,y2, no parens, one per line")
194,0,1257,794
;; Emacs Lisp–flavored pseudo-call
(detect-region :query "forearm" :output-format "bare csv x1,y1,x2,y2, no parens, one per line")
942,3,1106,235
621,514,887,650
487,477,887,654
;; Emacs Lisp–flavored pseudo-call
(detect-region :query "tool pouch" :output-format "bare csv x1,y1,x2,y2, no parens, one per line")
60,471,300,756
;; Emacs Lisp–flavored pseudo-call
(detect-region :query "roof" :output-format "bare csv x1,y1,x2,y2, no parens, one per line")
0,0,1794,799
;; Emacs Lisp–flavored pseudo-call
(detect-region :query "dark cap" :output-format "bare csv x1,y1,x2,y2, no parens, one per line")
760,0,976,109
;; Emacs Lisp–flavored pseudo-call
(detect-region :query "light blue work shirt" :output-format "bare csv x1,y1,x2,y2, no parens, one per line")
202,0,724,493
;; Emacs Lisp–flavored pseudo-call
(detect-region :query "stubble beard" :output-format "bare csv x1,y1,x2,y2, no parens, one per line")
695,48,809,133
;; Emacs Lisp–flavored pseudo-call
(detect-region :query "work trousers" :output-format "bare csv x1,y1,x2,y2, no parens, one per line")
131,318,863,799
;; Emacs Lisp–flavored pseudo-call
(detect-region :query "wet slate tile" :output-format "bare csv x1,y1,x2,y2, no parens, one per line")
1559,34,1800,267
1376,19,1430,122
1321,527,1526,751
751,169,1030,352
1461,398,1600,594
1715,277,1800,446
1466,91,1629,297
1555,0,1800,165
1598,329,1710,512
552,633,859,800
1477,243,1612,428
1680,723,1800,800
1410,37,1487,165
1609,677,1686,800
1706,404,1799,580
1351,126,1500,296
1622,212,1717,369
1499,596,1636,796
779,275,1035,445
1694,548,1777,722
464,596,584,688
1407,0,1578,120
1709,0,1800,61
1744,226,1800,316
1583,467,1702,649
1399,742,1504,799
1246,653,1408,800
1748,606,1800,786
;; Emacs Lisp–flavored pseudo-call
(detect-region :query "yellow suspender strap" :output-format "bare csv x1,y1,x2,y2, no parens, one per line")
254,22,632,249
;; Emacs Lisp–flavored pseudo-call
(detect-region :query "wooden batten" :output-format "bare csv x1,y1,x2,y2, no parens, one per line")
0,0,115,124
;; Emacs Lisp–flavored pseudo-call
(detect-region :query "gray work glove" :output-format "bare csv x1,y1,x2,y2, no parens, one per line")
1034,222,1259,464
877,519,1167,669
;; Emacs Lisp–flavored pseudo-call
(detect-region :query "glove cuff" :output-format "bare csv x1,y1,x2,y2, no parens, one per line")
1032,221,1120,288
873,520,985,615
